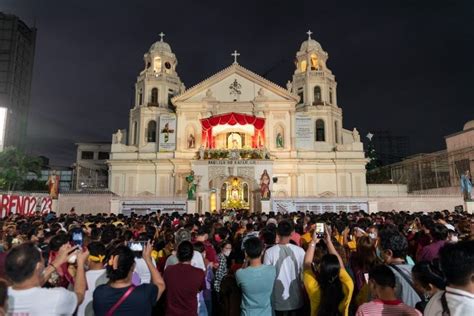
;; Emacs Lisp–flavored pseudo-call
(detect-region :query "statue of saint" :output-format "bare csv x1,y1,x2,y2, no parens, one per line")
260,169,271,200
276,132,284,148
46,171,60,199
199,145,205,160
115,129,123,144
187,133,195,148
461,170,472,201
186,171,197,200
352,128,360,142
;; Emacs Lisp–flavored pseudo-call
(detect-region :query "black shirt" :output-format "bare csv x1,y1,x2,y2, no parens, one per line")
93,283,158,316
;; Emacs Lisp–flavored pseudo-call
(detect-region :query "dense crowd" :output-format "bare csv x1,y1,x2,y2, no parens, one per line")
0,208,473,316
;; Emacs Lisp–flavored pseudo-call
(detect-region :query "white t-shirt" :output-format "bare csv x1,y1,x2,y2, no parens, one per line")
8,286,78,316
424,287,474,316
263,243,305,311
134,257,156,284
164,250,205,271
77,269,107,316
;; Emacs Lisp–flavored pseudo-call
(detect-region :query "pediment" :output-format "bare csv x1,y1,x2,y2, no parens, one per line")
172,64,299,104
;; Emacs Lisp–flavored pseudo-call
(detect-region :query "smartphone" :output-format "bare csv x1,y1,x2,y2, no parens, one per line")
71,228,83,247
128,241,146,252
315,223,325,238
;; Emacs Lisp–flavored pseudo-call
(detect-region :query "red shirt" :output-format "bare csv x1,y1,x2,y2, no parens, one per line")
164,263,205,316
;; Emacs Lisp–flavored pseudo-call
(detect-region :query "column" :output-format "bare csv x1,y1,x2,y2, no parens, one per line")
290,173,298,197
289,110,296,151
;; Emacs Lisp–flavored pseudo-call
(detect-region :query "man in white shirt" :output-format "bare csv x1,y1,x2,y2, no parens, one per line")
6,242,88,316
424,240,474,316
263,219,305,315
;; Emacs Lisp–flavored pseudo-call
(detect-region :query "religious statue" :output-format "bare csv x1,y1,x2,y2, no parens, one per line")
260,169,271,200
276,132,284,148
199,145,205,160
187,133,195,149
286,80,293,92
46,171,60,199
461,170,472,201
352,128,360,142
115,129,123,144
185,171,197,200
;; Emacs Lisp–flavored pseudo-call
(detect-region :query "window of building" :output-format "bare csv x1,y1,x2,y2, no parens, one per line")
315,119,325,141
335,121,339,144
133,121,138,145
298,89,304,104
154,56,161,72
314,86,322,104
300,60,307,72
98,152,109,160
329,87,333,104
147,120,157,142
138,89,143,105
310,54,319,70
81,151,94,160
151,88,158,104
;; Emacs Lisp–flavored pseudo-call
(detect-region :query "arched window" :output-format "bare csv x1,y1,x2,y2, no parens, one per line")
138,89,143,105
310,54,319,70
132,121,138,145
153,56,161,72
334,121,339,144
300,60,307,72
151,88,158,104
314,86,322,104
315,119,325,141
147,120,157,142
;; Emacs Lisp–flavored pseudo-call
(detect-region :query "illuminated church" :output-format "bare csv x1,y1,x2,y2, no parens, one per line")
108,31,367,213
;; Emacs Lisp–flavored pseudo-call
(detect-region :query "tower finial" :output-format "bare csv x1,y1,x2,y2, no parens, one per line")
159,32,165,42
306,30,313,40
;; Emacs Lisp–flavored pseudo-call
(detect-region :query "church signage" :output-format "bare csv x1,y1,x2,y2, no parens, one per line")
295,113,313,149
158,114,177,152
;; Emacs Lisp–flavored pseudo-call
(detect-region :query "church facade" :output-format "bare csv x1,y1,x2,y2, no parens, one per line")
108,32,367,213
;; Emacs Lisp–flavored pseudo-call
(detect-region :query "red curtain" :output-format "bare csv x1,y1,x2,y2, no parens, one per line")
200,112,265,148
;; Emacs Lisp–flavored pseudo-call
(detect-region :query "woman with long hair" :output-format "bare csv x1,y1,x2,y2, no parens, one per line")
303,225,354,316
351,236,381,292
93,242,165,316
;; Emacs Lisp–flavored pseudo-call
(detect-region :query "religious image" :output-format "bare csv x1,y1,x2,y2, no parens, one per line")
187,133,195,148
276,132,284,148
260,169,271,200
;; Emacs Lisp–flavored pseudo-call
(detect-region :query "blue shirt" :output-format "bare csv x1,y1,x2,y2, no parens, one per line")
236,264,276,316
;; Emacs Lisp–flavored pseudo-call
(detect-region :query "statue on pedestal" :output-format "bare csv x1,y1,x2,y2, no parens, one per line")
461,170,472,201
260,169,271,200
186,171,197,200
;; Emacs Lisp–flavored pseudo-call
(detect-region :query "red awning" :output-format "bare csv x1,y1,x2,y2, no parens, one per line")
200,112,265,131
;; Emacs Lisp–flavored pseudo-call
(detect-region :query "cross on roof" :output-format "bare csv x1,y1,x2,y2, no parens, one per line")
306,30,313,40
231,50,240,64
159,32,165,42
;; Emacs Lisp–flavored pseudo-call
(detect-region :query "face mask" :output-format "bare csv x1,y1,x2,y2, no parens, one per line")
368,233,377,239
223,250,231,257
449,235,458,243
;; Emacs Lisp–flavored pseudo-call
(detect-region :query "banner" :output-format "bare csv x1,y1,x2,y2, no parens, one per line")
0,194,52,218
295,113,314,150
159,114,176,152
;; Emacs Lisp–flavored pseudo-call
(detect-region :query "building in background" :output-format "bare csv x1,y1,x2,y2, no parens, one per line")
0,12,36,150
73,142,110,190
365,130,410,166
368,120,473,193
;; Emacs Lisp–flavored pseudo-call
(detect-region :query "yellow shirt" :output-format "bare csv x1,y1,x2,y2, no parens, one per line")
303,267,354,316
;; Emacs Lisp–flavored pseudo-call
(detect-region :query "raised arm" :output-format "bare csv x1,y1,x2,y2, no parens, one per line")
304,231,320,270
74,249,89,305
143,241,166,301
325,224,345,269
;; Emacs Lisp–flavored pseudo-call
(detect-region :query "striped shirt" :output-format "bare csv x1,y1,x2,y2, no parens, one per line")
356,299,422,316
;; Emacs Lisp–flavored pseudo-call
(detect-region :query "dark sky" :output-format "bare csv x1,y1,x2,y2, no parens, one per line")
2,0,474,165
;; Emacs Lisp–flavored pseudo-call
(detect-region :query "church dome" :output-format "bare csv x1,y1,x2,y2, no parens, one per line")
149,40,172,53
300,38,322,52
463,120,474,131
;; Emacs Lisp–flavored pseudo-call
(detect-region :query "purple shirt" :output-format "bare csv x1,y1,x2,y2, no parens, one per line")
418,240,446,262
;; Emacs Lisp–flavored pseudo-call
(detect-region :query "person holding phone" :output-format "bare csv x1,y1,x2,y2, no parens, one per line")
303,224,354,316
93,241,165,316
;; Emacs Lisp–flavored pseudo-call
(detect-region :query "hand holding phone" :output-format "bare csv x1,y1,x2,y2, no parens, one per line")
315,223,325,239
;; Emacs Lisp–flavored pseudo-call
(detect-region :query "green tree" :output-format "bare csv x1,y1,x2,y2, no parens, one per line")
0,147,43,191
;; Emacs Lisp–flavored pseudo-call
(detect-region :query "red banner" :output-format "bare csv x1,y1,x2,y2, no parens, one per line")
0,194,52,218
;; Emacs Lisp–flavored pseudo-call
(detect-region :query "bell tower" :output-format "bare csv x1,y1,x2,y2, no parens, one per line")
288,31,343,145
135,32,184,109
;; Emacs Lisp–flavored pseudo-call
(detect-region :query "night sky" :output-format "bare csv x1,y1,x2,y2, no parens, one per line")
2,0,474,165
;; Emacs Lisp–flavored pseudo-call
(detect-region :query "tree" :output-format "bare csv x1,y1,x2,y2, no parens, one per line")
0,147,43,191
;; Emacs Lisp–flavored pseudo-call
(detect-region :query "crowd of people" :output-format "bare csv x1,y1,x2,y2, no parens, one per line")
0,208,473,316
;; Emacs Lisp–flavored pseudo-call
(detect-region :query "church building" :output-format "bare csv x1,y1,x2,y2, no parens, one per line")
108,31,367,213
